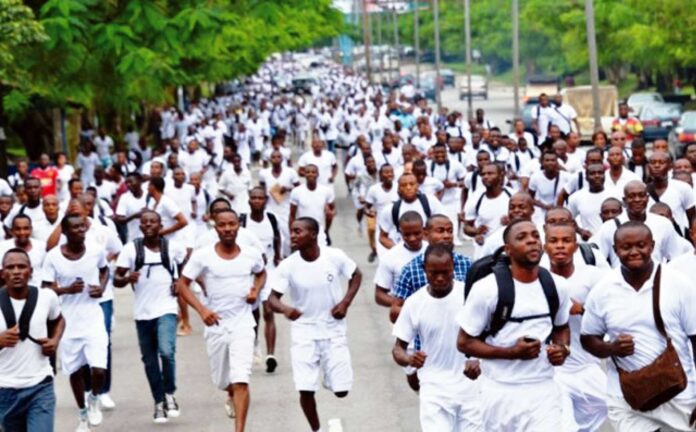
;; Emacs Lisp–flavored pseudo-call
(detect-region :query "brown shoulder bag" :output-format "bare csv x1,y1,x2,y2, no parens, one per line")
612,265,687,412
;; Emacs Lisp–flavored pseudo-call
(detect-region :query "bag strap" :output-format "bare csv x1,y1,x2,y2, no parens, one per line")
578,171,584,191
578,243,596,266
471,171,479,191
652,265,668,340
391,200,402,231
239,213,247,227
553,174,561,198
0,288,16,331
646,183,661,203
417,193,431,219
475,193,486,215
489,262,516,338
267,212,281,245
0,286,40,348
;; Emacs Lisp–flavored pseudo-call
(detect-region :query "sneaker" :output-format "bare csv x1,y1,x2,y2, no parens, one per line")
100,393,116,410
87,394,102,426
164,393,180,418
76,409,90,431
367,251,377,263
224,398,235,418
153,402,168,424
265,355,278,373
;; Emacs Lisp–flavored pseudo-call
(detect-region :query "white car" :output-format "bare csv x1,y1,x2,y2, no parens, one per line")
627,92,664,112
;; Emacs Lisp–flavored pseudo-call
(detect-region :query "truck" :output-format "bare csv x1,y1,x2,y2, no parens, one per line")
561,85,619,142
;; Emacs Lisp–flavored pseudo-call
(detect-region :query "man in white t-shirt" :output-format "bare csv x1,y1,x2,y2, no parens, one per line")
114,211,187,424
551,94,579,135
218,152,253,216
531,93,557,142
4,178,45,231
0,214,47,287
393,245,482,432
268,217,362,432
145,177,188,246
42,214,109,431
457,220,571,431
528,151,571,225
544,224,608,432
114,172,148,242
646,151,696,233
93,129,114,166
0,249,64,432
178,209,266,432
297,138,337,187
581,222,696,431
289,164,335,247
568,163,618,239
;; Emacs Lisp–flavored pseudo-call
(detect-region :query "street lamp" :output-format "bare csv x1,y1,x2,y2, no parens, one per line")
464,0,472,118
361,0,372,84
433,0,442,112
585,0,602,129
414,0,420,88
512,0,520,115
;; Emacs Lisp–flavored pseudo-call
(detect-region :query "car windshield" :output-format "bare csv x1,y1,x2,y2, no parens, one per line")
682,113,696,129
653,105,681,118
630,93,662,103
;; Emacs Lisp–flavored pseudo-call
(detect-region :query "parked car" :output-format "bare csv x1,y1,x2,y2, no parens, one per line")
638,103,682,141
669,111,696,157
627,92,664,112
459,74,488,100
440,69,456,88
419,75,438,101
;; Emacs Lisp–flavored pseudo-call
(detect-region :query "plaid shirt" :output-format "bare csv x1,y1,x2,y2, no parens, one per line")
392,252,472,300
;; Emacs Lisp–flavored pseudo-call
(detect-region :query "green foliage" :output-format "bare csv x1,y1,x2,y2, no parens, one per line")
2,0,343,118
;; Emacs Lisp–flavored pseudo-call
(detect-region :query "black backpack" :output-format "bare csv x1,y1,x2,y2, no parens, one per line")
239,212,281,247
391,193,431,232
578,242,598,266
0,286,41,350
133,237,176,280
430,160,450,180
464,248,560,340
474,188,512,216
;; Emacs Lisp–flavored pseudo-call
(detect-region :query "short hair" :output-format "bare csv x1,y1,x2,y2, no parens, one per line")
398,211,423,227
61,213,83,232
379,164,393,176
208,197,231,213
502,218,535,244
68,178,82,189
126,171,142,181
545,206,573,221
24,177,41,187
602,197,622,208
140,209,161,223
412,159,427,170
544,223,576,237
631,139,646,150
296,216,319,235
213,208,238,220
614,220,652,243
650,202,671,214
11,213,32,227
425,214,452,230
424,243,454,266
2,247,30,267
432,143,447,151
149,176,165,192
585,148,604,160
684,142,696,154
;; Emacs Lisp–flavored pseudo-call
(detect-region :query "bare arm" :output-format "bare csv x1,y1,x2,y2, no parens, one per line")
374,285,393,307
379,228,396,249
457,328,542,360
160,212,188,237
176,276,220,326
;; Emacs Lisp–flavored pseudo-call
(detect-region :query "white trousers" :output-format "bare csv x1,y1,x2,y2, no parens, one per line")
420,380,482,432
481,378,562,432
555,364,608,432
606,394,696,432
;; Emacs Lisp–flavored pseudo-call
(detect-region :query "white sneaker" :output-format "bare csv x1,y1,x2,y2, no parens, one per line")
224,398,235,418
87,394,102,426
76,409,91,431
100,393,116,410
153,402,168,424
165,393,180,418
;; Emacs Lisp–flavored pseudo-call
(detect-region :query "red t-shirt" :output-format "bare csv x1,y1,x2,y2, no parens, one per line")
30,166,59,197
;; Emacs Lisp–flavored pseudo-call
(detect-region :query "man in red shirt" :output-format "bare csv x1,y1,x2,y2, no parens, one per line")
30,153,59,197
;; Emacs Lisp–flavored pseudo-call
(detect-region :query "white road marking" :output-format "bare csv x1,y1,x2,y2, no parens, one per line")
327,417,343,432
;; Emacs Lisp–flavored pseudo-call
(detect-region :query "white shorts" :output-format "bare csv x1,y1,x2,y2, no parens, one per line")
606,394,695,432
555,364,608,432
205,326,255,390
60,334,108,375
420,381,483,432
291,335,353,393
481,378,562,431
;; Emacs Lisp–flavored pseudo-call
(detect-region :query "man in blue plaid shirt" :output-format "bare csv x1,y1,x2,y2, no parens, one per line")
389,214,472,321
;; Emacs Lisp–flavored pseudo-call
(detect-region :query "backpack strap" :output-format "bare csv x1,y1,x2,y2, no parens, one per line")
646,183,661,203
203,189,211,208
17,204,27,216
98,215,108,227
578,243,597,266
133,238,145,272
553,174,561,198
487,263,516,338
160,237,175,280
614,218,621,229
578,171,584,191
267,212,281,246
239,213,248,228
391,200,402,231
471,171,479,192
0,286,40,350
475,193,486,215
417,193,431,219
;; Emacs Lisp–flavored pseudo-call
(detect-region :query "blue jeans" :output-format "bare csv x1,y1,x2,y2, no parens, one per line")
0,377,55,432
135,314,177,404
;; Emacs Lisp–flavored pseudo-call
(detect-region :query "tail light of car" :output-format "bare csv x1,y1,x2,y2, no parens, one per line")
642,119,660,127
679,132,696,142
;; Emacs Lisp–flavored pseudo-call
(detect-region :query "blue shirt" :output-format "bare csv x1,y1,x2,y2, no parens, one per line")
392,252,472,300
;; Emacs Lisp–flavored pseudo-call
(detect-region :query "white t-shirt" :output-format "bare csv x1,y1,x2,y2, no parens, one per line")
92,180,118,202
41,246,108,339
165,183,196,221
116,240,187,320
374,242,428,291
418,177,444,197
551,104,578,134
649,180,695,230
93,135,114,158
0,240,47,287
568,188,619,234
529,171,572,207
218,168,253,215
271,247,357,340
581,266,696,402
4,203,46,230
0,288,61,388
365,183,399,217
604,168,640,196
182,244,264,333
378,195,445,244
289,184,335,230
394,281,470,387
32,217,60,243
428,160,466,205
242,212,278,262
258,168,300,221
297,151,337,186
76,152,101,185
458,272,571,384
464,190,511,259
115,190,147,242
146,195,183,241
0,178,12,196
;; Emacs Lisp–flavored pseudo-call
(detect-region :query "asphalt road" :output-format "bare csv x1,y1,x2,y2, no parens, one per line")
53,83,613,431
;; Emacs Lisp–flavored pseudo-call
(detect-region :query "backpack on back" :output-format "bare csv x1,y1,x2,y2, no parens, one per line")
134,237,175,280
0,286,41,350
391,193,431,232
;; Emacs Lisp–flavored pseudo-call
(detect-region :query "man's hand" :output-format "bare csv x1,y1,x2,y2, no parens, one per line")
331,301,350,319
611,334,635,357
38,337,58,356
66,279,85,294
474,234,485,245
200,308,221,326
246,288,258,305
578,228,592,241
570,300,584,315
284,308,303,321
409,351,427,368
500,215,510,226
443,179,457,189
477,225,489,235
88,285,103,298
547,344,570,366
0,325,19,348
511,337,542,360
128,271,141,285
463,359,481,380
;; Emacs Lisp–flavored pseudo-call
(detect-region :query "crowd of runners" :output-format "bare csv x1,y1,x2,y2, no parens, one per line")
2,54,696,432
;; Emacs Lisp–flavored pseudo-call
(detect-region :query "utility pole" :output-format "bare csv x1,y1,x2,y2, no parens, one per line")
464,0,472,118
361,0,372,84
512,0,520,115
392,6,401,82
585,0,602,129
433,0,442,112
378,6,384,84
414,0,420,88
